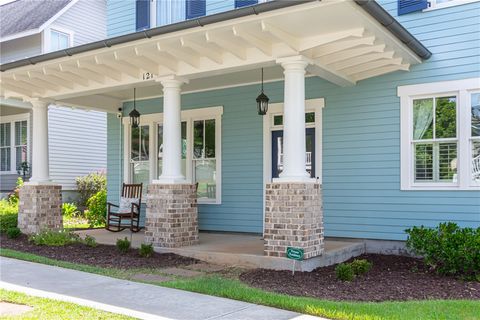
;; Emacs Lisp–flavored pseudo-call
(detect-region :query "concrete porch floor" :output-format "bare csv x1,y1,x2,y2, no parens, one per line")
76,229,365,271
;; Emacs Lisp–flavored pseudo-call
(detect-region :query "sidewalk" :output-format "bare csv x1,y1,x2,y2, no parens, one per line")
0,257,324,320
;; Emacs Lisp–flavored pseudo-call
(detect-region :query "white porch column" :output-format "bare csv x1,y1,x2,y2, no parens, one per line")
29,99,51,183
276,56,311,182
156,77,186,183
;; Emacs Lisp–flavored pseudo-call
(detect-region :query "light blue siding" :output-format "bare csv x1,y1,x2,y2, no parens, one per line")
207,0,235,15
106,1,480,239
107,0,136,37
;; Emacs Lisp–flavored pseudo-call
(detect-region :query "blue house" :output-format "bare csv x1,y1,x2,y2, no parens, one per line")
3,0,479,267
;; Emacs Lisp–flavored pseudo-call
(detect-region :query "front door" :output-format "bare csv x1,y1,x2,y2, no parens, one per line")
271,128,315,178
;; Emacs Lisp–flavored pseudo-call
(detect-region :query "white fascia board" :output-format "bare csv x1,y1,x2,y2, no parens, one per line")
0,97,33,109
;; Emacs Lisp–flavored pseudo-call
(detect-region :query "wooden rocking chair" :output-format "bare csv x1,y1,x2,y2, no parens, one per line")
106,183,143,232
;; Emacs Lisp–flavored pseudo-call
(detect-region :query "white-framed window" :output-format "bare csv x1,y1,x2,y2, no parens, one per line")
123,106,223,204
50,29,71,51
0,114,29,175
425,0,479,11
398,78,480,190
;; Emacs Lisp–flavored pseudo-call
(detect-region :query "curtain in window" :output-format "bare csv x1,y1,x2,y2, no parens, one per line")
413,99,433,140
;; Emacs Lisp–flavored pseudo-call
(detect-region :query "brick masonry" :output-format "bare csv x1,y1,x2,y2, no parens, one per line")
264,182,324,259
18,184,63,234
145,183,198,248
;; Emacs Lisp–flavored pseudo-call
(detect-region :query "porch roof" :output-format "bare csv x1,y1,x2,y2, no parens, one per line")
0,0,430,112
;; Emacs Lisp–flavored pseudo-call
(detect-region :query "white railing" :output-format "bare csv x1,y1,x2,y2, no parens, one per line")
278,152,312,170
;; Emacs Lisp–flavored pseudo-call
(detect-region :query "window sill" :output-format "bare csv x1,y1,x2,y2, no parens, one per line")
198,199,221,205
402,184,480,191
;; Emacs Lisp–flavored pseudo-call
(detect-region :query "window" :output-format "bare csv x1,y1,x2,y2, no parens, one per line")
0,116,29,174
235,0,258,8
398,78,480,190
50,30,70,51
426,0,479,10
272,112,316,127
124,107,223,203
186,0,206,19
136,0,151,31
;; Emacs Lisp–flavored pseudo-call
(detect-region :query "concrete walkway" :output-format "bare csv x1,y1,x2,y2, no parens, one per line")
0,257,324,320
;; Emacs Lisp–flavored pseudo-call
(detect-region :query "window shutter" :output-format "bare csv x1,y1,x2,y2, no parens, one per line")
136,0,150,31
235,0,258,8
398,0,429,15
186,0,206,20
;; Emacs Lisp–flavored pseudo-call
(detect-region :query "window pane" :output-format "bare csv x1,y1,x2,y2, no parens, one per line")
157,124,163,176
413,99,433,140
435,96,456,138
158,122,187,177
273,115,283,126
59,34,69,49
193,120,204,159
15,121,27,145
16,146,27,169
0,148,10,171
181,122,187,175
438,143,457,181
51,31,59,51
132,161,149,186
472,140,480,182
472,93,480,137
414,143,433,181
194,159,216,200
205,119,215,158
305,112,315,123
0,123,11,147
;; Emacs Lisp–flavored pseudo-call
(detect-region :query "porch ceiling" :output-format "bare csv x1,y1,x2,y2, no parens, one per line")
0,0,424,112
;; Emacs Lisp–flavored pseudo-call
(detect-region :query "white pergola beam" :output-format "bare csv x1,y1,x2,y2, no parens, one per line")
13,73,60,91
135,46,178,73
330,51,395,70
205,31,247,60
0,81,37,96
181,37,223,64
308,61,356,87
96,53,142,79
261,21,299,52
59,63,106,84
57,94,122,113
318,44,386,65
28,71,75,90
78,60,123,82
343,57,403,76
159,43,199,68
352,63,410,81
299,28,365,51
232,26,272,56
314,36,376,57
42,67,90,87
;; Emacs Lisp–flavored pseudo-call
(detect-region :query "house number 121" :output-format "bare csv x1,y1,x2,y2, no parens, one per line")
142,72,155,80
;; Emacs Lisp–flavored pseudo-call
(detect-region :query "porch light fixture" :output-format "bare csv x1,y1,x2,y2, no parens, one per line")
256,68,269,115
129,88,141,128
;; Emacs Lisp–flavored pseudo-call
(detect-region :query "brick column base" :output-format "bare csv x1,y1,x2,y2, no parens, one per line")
18,184,63,234
264,182,324,259
145,183,198,248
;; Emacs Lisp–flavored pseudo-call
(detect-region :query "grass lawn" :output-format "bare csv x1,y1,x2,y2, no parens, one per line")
0,289,134,319
1,248,479,320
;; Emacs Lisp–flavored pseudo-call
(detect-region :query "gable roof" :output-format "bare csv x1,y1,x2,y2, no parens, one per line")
0,0,73,40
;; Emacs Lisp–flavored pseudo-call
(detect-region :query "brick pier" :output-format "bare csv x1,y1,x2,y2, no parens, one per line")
145,183,198,248
264,182,323,259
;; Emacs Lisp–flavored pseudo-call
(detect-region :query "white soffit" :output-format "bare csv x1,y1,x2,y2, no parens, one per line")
0,0,420,111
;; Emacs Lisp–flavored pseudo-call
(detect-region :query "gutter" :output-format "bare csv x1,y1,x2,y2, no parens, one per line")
0,0,430,72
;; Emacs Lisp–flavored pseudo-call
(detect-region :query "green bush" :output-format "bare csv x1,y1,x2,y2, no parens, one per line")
62,202,80,218
351,259,373,275
76,172,106,208
83,235,97,247
30,229,80,246
406,222,480,279
116,237,131,254
0,199,18,233
139,243,154,258
6,227,21,239
85,190,107,227
335,263,355,282
8,177,23,205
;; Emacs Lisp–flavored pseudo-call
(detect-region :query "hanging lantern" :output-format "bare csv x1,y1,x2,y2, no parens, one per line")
129,88,140,128
256,68,269,115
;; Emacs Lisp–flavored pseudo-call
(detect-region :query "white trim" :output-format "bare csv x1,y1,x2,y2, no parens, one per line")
0,0,79,43
122,106,223,204
398,78,480,190
0,113,30,175
424,0,479,11
45,26,74,53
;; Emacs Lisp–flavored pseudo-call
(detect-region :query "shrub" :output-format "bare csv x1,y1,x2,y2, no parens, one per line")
351,259,373,275
406,222,480,279
116,237,131,254
0,199,18,233
139,243,154,258
335,263,355,281
6,227,21,239
85,190,107,227
30,229,80,246
76,171,106,208
84,235,97,247
62,202,80,218
8,177,23,205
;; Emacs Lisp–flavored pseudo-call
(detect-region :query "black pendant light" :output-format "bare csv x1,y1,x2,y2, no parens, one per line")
256,68,269,116
129,88,140,128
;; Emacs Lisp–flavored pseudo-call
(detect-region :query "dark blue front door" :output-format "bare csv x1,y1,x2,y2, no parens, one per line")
272,128,315,178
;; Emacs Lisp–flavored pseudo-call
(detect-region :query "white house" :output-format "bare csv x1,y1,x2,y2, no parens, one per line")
0,0,108,201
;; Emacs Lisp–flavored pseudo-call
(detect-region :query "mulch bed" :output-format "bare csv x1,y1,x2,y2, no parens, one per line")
240,254,480,302
0,234,198,269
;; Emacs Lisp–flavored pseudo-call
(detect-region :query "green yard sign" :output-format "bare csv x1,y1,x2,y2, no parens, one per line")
286,247,304,261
